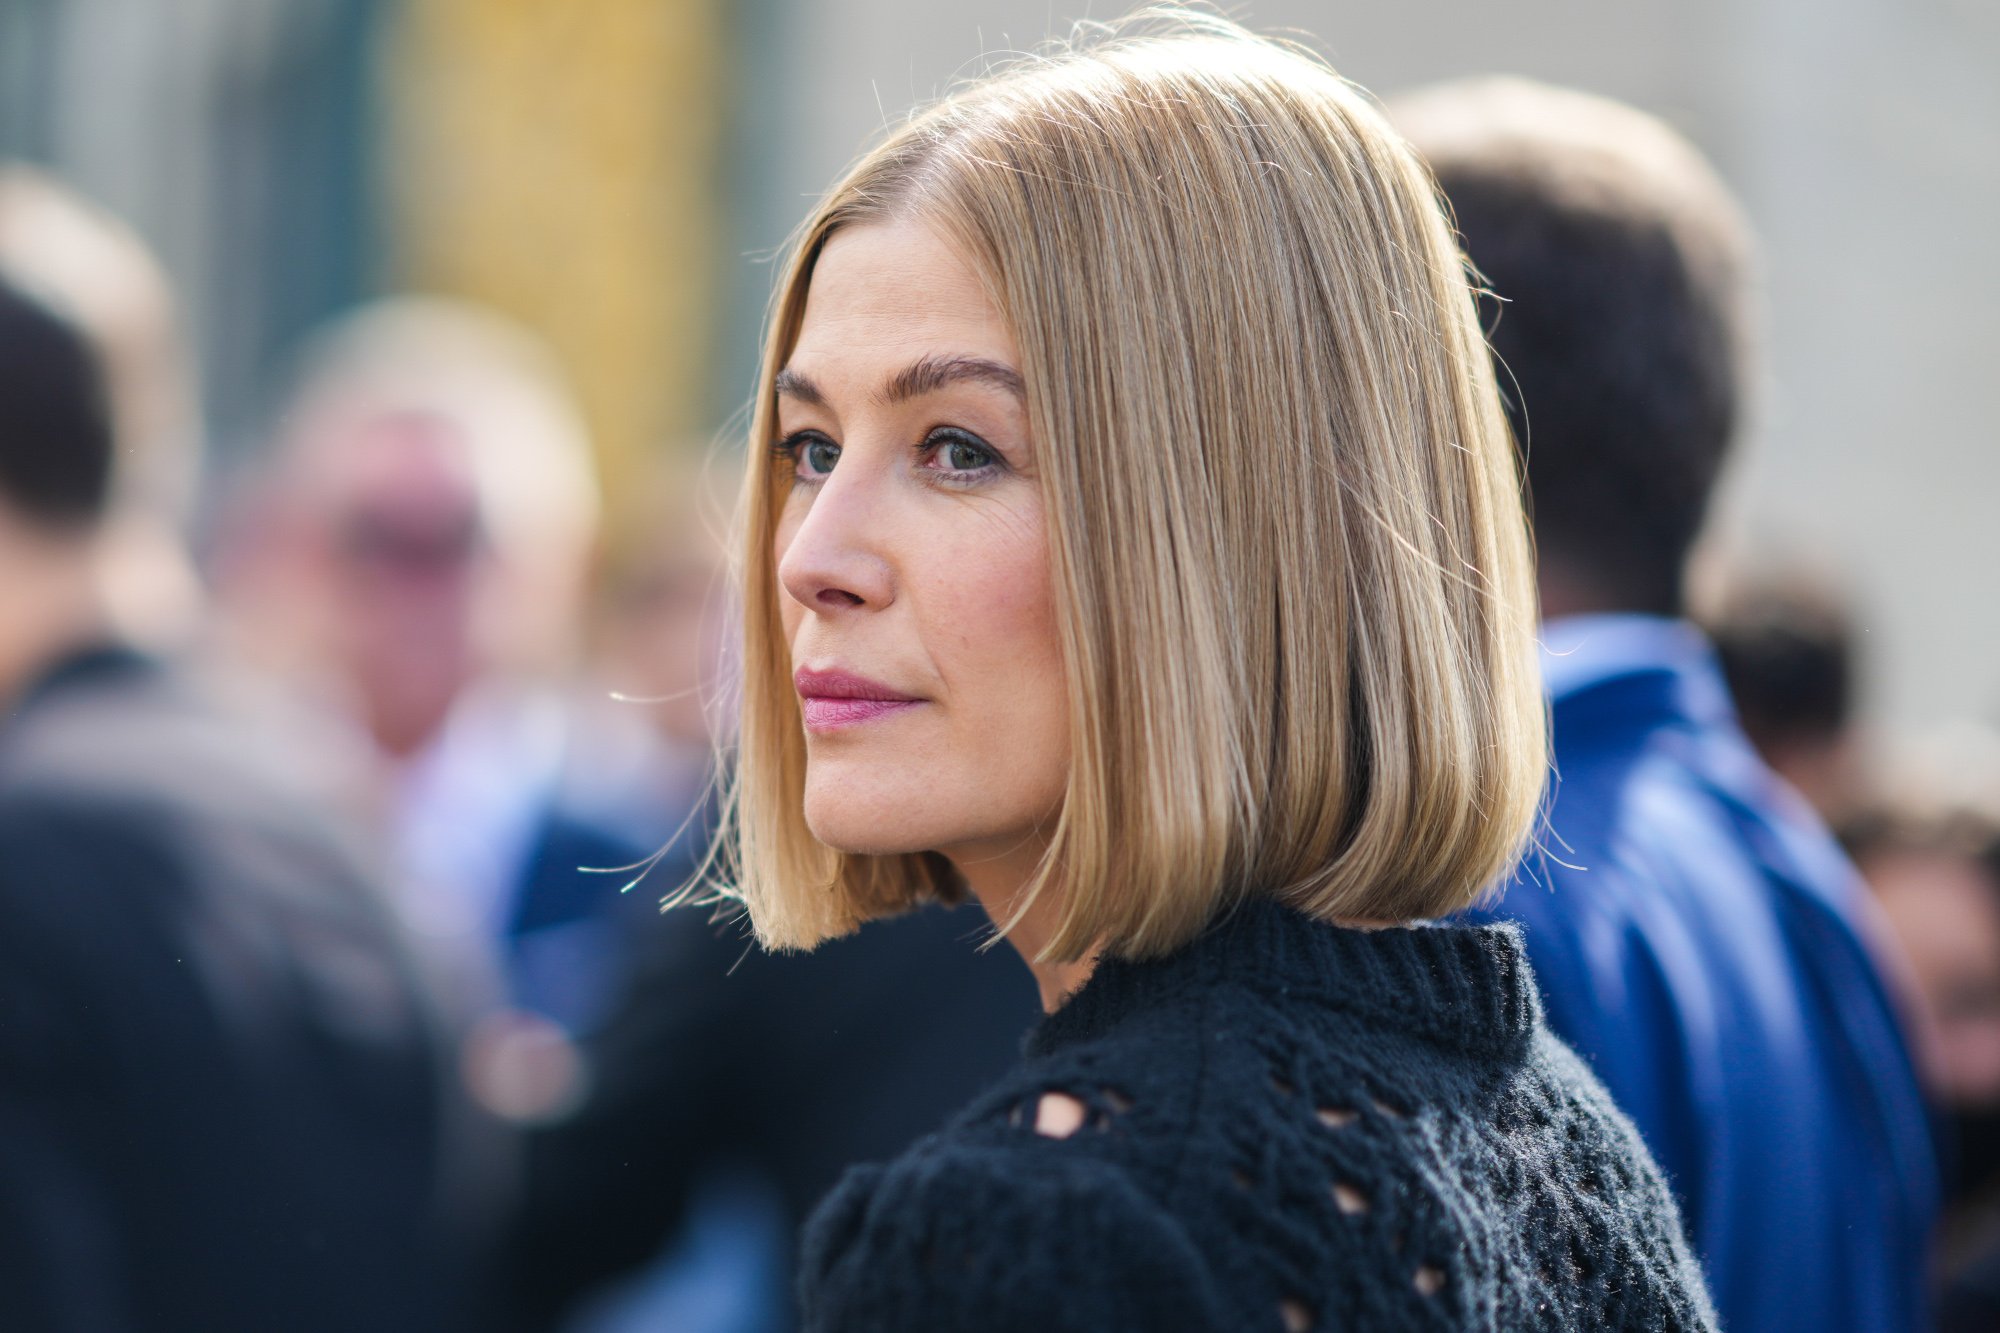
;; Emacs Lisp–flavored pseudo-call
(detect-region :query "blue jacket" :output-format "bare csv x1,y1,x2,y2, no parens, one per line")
1472,615,1937,1332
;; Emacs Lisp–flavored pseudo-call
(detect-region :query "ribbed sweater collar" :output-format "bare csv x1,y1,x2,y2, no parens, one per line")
1028,897,1540,1059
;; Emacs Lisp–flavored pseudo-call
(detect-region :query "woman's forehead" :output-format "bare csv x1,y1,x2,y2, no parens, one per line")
785,221,1019,392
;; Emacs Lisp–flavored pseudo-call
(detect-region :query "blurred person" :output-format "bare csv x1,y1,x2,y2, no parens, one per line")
0,165,201,648
1707,565,1866,825
585,456,741,826
1843,765,2000,1331
712,17,1713,1331
1847,793,2000,1116
212,300,659,1061
0,269,470,1329
1398,78,1938,1331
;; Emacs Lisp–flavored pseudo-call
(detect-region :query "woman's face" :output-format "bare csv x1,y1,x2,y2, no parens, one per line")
773,219,1068,878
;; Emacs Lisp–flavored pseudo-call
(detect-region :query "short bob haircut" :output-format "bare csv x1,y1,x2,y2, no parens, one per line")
718,11,1547,962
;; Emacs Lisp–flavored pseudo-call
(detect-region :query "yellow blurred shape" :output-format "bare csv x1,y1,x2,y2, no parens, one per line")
384,0,723,510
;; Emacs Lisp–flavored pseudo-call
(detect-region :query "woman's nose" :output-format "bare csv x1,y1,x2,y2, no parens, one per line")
777,464,896,614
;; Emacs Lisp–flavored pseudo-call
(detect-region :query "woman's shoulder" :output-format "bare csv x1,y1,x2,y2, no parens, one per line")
794,969,1269,1328
799,1117,1230,1333
802,911,1719,1332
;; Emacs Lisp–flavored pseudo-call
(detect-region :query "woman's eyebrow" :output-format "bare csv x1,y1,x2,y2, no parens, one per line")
880,355,1026,406
773,367,826,406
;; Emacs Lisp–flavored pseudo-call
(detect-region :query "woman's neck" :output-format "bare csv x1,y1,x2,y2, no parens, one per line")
949,836,1097,1013
993,890,1098,1014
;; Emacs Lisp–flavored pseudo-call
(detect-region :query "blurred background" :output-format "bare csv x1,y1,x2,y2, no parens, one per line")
0,0,1994,731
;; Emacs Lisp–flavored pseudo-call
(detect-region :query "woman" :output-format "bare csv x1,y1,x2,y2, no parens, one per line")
711,12,1715,1331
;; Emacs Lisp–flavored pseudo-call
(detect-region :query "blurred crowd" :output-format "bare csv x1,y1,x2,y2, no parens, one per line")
0,161,1040,1333
0,45,1997,1333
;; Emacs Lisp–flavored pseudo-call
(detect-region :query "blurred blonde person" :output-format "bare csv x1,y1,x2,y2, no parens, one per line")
216,301,650,1119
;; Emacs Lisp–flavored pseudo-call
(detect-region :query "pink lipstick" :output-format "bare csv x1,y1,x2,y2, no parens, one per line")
794,667,923,732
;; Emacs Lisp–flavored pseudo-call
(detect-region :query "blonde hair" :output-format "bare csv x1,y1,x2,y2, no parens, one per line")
717,12,1546,962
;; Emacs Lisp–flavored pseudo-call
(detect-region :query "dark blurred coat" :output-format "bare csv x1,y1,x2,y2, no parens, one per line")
498,889,1042,1331
0,647,477,1332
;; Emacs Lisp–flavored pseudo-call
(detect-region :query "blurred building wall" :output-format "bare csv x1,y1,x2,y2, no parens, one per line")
384,0,725,532
0,0,384,462
740,0,2000,731
0,0,730,547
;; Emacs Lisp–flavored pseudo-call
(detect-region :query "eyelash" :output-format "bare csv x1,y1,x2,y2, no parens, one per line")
771,427,1005,489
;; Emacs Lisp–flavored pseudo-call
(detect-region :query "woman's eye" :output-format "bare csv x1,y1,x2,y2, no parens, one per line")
777,432,839,482
804,439,841,476
943,438,992,470
925,429,1000,477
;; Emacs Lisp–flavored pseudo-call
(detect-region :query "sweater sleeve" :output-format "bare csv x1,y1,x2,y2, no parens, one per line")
800,1141,1228,1333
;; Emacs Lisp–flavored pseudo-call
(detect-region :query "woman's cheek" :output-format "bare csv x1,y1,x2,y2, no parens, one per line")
926,512,1065,762
933,500,1052,641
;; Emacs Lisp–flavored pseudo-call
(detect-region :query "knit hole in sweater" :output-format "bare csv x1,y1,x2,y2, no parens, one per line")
1102,1086,1134,1114
1566,1233,1596,1280
1033,1092,1087,1139
1315,1105,1358,1129
1332,1181,1370,1215
1371,1096,1405,1119
1413,1265,1445,1297
1270,1073,1295,1097
1279,1297,1315,1332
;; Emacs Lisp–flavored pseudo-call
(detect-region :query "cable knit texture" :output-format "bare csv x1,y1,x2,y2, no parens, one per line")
800,898,1717,1331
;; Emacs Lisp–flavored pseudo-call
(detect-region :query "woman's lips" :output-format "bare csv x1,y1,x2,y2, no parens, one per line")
794,667,923,732
800,696,922,729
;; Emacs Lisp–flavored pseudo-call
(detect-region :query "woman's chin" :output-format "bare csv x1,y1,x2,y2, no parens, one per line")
801,802,928,858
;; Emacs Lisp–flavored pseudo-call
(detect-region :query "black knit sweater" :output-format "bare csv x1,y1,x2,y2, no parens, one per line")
799,898,1717,1331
